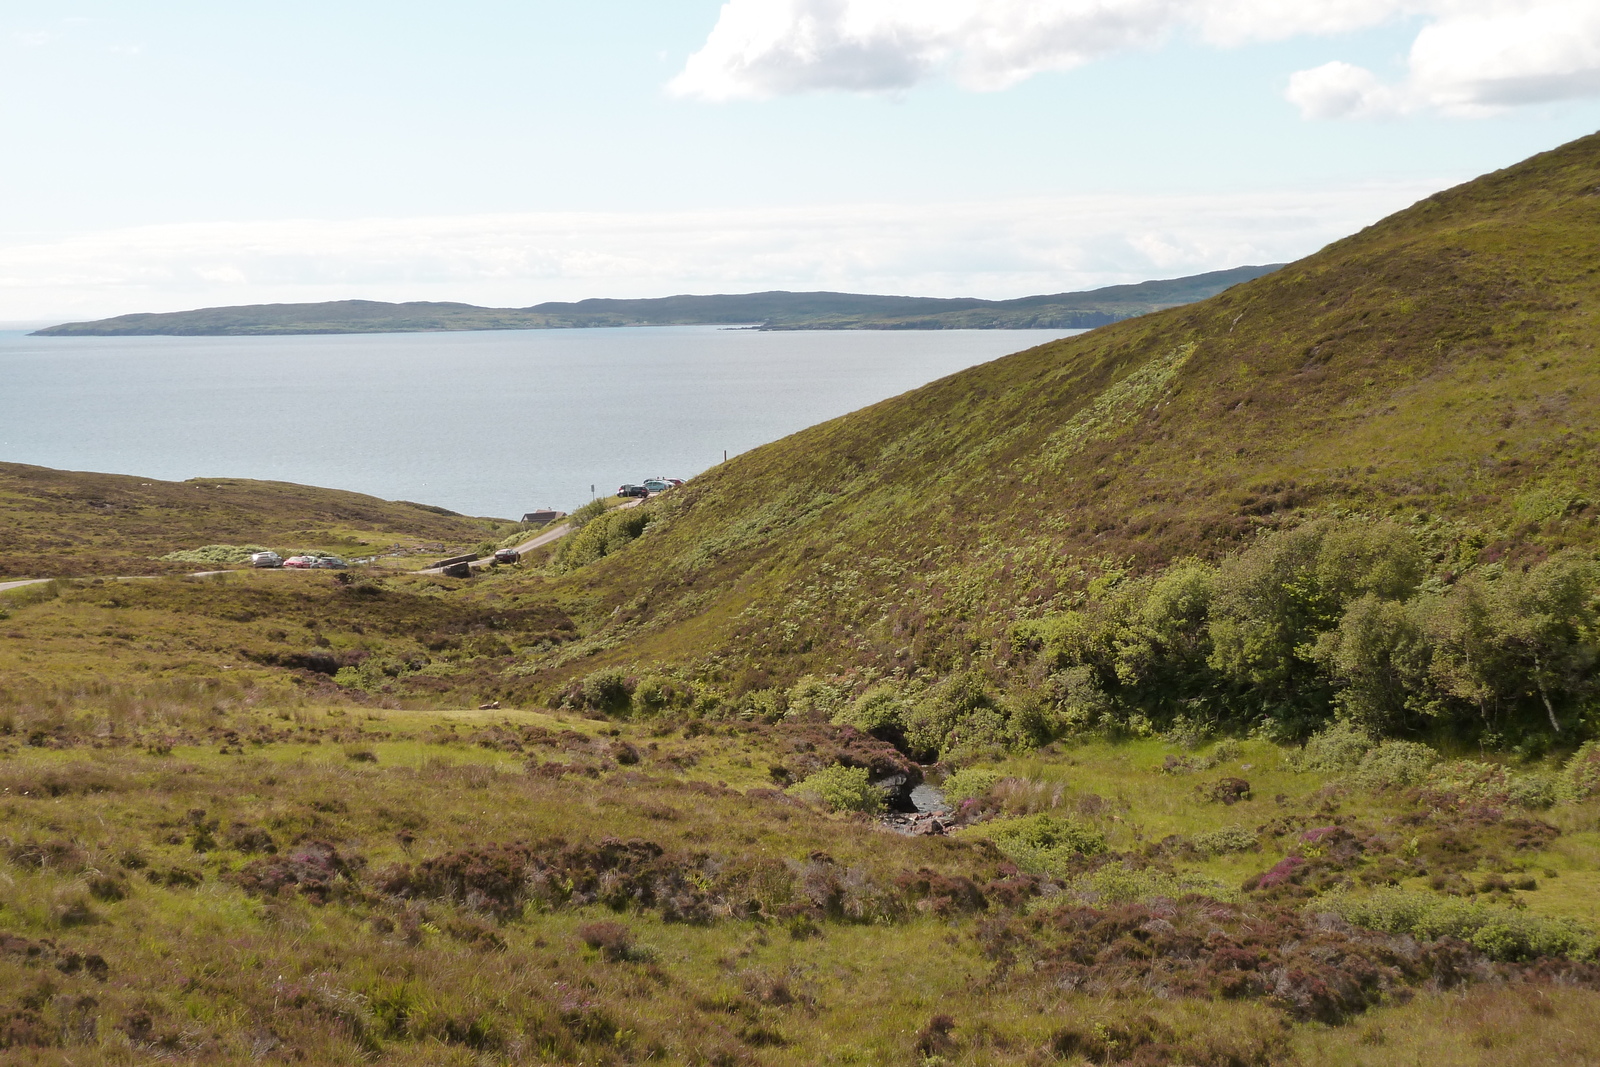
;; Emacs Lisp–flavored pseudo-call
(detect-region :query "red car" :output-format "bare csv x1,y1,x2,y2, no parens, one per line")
282,555,315,568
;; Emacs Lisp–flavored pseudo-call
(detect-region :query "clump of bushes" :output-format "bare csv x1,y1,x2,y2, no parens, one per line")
1192,826,1259,856
562,669,635,715
552,507,652,571
792,675,850,721
157,544,273,565
831,683,906,734
1012,518,1600,744
1559,740,1600,801
941,767,1002,803
1422,759,1559,810
1288,722,1439,788
1071,861,1232,905
1311,889,1600,962
787,764,884,814
977,813,1105,874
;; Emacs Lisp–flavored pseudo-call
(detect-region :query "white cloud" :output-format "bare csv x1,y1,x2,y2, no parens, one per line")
671,0,1600,119
0,184,1440,322
1287,60,1407,119
1407,2,1600,112
1288,2,1600,117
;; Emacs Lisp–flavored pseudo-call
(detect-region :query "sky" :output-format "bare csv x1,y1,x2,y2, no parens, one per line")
2,1,1598,323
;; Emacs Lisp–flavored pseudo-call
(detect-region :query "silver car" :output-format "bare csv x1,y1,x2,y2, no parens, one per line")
249,551,283,568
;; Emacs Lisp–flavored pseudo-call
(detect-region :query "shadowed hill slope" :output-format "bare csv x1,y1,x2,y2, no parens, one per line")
529,132,1600,689
0,462,511,579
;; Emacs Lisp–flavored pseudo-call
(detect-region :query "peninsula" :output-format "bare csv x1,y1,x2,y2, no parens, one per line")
33,264,1281,336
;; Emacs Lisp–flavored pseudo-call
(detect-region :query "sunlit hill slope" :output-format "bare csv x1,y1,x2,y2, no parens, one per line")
531,132,1600,690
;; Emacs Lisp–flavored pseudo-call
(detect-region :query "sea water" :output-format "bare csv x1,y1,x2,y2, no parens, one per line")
0,325,1084,518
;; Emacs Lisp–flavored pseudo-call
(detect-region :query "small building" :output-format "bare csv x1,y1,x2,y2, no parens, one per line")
521,509,560,525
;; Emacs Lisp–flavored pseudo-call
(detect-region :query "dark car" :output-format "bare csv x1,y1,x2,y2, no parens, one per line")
493,548,520,565
309,555,349,569
617,484,648,498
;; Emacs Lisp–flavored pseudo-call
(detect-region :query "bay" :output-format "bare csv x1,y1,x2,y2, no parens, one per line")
0,325,1083,518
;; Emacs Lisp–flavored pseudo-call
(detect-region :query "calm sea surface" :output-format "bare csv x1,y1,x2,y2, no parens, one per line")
0,326,1083,518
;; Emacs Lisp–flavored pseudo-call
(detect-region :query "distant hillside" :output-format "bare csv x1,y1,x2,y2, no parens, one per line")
0,462,513,579
32,266,1281,336
519,132,1600,689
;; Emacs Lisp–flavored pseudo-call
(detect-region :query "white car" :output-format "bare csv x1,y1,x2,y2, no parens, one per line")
249,551,283,568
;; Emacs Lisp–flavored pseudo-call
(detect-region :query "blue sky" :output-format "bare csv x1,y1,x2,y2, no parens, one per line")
2,1,1598,321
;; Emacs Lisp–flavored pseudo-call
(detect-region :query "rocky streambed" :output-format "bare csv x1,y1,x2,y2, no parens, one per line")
879,780,951,836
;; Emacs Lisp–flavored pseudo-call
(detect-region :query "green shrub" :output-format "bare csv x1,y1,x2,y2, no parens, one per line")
1291,721,1373,773
1311,889,1599,961
999,689,1056,749
1507,772,1557,809
1161,715,1212,749
941,768,1002,803
1351,740,1438,789
575,669,633,714
903,671,995,756
552,507,651,571
1192,826,1258,855
1072,862,1232,905
787,764,884,814
831,683,904,732
977,814,1105,874
631,674,685,713
564,498,609,529
788,675,847,721
1211,738,1242,764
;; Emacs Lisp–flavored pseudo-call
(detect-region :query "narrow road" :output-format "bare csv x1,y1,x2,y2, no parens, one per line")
0,570,233,594
0,578,51,593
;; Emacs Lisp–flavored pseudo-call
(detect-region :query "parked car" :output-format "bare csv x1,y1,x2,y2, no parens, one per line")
493,548,520,565
309,555,348,569
282,555,314,568
617,484,648,498
642,479,672,493
249,551,283,568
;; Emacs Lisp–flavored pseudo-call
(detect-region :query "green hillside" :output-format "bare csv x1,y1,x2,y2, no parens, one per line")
0,462,514,579
30,266,1278,335
521,132,1600,729
7,136,1600,1067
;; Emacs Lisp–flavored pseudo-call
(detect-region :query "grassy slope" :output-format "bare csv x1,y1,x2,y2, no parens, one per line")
1,692,1599,1065
0,462,513,579
535,132,1600,685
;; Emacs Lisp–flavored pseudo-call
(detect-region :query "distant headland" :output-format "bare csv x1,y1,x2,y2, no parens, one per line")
32,265,1282,336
